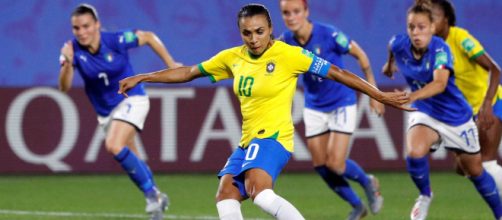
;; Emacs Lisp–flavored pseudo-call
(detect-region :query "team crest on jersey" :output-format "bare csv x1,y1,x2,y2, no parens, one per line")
105,53,114,62
266,61,275,74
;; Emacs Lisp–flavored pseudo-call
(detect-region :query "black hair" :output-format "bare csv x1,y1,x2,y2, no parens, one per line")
431,0,456,26
72,3,99,21
408,0,433,22
237,4,272,28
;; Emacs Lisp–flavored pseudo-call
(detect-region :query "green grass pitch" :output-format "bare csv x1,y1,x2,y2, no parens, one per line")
0,172,494,219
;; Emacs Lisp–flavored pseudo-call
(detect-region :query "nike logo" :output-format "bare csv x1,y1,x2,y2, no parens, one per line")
242,162,251,168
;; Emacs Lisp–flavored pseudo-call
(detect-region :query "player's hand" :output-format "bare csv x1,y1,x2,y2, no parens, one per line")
118,75,142,97
382,62,398,79
60,40,74,64
477,101,495,130
370,98,385,116
380,90,416,111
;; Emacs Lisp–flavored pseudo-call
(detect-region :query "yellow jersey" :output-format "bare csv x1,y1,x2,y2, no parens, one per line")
198,41,330,152
446,26,502,114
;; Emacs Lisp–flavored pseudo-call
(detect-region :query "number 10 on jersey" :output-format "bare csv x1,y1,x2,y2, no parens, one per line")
238,76,254,97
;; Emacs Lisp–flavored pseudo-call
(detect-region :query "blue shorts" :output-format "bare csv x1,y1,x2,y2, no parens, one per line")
217,138,292,198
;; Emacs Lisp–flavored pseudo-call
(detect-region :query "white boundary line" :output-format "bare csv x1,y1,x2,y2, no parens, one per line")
0,209,270,220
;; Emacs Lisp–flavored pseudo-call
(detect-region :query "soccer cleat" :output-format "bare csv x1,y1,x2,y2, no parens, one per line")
410,194,432,220
346,204,368,220
364,174,384,214
146,192,169,220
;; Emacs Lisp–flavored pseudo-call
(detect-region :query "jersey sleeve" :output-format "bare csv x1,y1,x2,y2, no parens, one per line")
197,50,233,83
117,29,140,50
389,34,406,54
456,29,485,60
433,43,454,71
289,46,331,78
331,30,351,54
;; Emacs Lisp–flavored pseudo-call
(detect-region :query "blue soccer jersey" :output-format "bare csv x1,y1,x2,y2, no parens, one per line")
390,34,472,125
280,22,356,112
71,30,146,116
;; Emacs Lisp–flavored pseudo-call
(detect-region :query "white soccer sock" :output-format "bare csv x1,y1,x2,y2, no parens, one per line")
253,189,305,220
483,160,502,200
216,199,243,220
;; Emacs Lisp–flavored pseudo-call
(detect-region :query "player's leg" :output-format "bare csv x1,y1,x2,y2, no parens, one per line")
304,108,365,218
241,138,303,220
105,96,166,219
107,121,166,217
456,152,502,219
406,114,439,220
216,175,245,220
216,148,246,220
481,100,502,201
406,125,436,197
327,131,383,216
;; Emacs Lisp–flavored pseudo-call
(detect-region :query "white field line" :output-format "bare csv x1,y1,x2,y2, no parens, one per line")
0,209,270,220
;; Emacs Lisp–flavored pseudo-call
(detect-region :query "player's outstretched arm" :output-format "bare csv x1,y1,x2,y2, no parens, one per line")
136,30,182,69
326,64,413,111
118,66,202,97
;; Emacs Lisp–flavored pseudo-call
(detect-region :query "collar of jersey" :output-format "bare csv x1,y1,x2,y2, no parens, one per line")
247,41,275,60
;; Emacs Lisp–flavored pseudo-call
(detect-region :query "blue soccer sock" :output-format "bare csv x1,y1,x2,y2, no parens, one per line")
470,170,502,219
114,147,156,196
343,159,370,188
315,165,362,207
406,156,432,197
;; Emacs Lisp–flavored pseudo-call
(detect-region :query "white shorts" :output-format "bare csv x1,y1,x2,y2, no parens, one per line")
407,111,480,154
303,104,357,138
97,95,150,131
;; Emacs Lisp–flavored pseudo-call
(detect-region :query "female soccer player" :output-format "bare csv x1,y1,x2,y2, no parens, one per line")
58,4,181,220
119,4,411,220
279,0,384,218
383,0,502,219
430,0,502,200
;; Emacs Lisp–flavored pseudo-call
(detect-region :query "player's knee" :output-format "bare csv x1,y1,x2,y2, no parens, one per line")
407,145,429,158
104,140,122,155
246,181,268,200
325,159,345,175
463,165,484,177
216,186,240,202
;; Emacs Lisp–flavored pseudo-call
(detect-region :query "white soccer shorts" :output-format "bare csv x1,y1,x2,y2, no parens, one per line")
303,104,357,138
407,111,480,153
98,95,150,131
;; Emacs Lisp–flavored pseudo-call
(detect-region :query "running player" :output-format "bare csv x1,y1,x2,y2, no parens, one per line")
383,0,502,219
430,0,502,201
58,4,181,220
119,4,411,220
279,0,384,218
